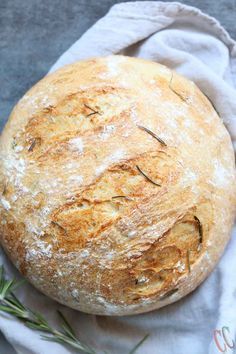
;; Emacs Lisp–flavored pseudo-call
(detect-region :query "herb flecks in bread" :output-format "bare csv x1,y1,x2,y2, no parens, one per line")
0,56,235,315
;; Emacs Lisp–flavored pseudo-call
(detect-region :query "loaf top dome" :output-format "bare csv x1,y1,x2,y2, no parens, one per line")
0,56,235,315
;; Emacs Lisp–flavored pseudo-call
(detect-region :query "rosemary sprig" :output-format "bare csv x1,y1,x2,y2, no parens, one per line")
0,266,95,354
84,104,101,117
137,125,167,146
136,165,161,187
0,266,147,353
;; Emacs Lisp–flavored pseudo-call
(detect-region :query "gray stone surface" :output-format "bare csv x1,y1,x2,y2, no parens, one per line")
0,0,235,352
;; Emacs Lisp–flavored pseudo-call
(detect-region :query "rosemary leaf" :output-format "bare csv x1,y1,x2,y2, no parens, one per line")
4,294,26,312
128,334,149,354
169,72,186,102
84,104,101,117
0,266,4,289
136,165,161,187
112,195,132,201
26,321,49,331
28,137,41,152
51,221,67,234
160,288,179,300
28,139,37,152
33,311,51,328
0,304,19,315
0,279,16,299
137,125,167,146
41,335,65,344
186,250,191,274
194,215,203,244
58,310,77,340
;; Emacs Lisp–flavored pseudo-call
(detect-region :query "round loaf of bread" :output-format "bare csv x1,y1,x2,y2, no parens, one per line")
0,56,235,315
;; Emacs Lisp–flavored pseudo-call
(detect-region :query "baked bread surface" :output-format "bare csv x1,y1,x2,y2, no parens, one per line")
0,56,235,315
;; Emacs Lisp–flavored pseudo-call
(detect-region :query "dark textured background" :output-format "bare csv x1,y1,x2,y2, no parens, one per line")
0,0,235,352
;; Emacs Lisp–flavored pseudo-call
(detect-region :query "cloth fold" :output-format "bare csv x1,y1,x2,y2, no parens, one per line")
1,2,235,354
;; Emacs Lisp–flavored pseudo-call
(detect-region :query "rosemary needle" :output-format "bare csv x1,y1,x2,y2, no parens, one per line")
28,137,41,152
186,250,191,274
137,125,167,146
169,72,186,102
128,334,149,354
84,104,101,117
51,220,68,234
160,288,179,300
194,215,203,244
28,139,37,152
112,196,133,201
136,165,161,187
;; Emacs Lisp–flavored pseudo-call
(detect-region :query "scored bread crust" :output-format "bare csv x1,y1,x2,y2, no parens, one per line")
0,56,235,315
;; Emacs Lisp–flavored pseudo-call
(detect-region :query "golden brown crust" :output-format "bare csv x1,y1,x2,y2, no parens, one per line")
0,56,235,315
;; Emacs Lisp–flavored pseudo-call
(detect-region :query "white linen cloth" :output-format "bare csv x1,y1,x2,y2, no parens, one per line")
0,2,235,354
